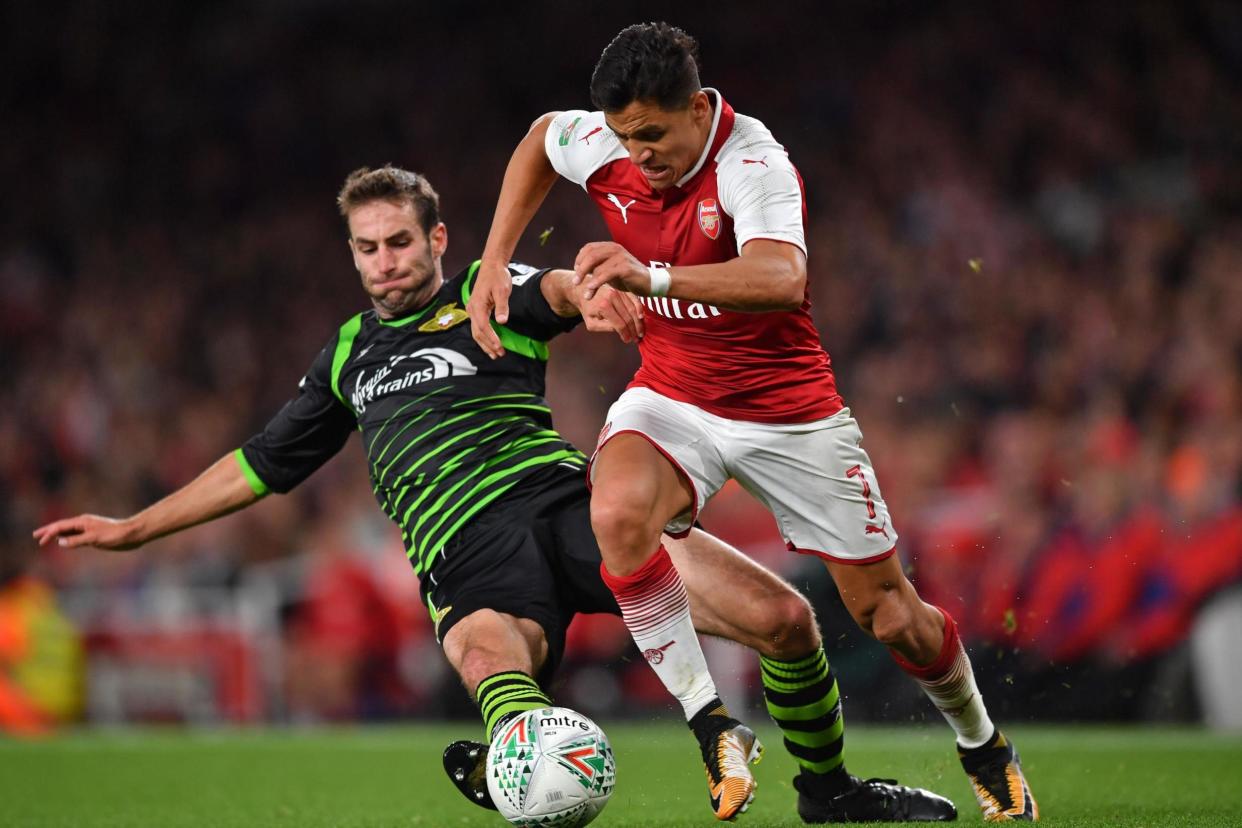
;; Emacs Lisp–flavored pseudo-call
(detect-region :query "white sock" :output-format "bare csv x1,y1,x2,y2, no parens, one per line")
601,545,719,719
919,639,994,748
896,609,995,748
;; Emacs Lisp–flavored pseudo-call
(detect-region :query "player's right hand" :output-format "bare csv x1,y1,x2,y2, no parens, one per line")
32,515,143,551
467,259,513,359
573,242,649,300
581,284,645,344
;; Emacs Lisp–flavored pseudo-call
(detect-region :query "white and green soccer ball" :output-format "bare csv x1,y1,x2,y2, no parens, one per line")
487,707,616,827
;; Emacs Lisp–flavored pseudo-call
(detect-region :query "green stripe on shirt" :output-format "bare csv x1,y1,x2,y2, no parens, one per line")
233,448,270,497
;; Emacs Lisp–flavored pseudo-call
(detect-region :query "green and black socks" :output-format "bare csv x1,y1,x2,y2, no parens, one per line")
476,653,851,787
760,649,849,780
475,671,552,739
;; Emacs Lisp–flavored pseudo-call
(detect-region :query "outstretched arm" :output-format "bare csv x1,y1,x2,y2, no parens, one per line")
32,452,261,551
471,113,562,358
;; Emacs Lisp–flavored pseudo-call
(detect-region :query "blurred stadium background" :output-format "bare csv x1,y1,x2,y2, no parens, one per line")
3,0,1242,751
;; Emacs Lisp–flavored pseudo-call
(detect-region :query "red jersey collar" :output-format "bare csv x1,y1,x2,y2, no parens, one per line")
674,88,735,190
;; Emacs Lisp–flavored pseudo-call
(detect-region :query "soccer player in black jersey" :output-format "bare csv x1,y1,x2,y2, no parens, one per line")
34,166,954,822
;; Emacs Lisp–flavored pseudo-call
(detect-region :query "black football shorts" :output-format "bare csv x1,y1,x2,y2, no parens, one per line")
419,463,620,679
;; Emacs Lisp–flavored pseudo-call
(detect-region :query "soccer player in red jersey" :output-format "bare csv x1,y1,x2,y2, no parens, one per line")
469,22,1037,824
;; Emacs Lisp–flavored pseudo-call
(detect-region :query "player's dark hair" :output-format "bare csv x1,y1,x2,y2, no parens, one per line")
336,165,441,235
589,22,702,112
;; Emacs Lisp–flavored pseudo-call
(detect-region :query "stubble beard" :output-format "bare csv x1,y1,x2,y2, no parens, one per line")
367,257,439,318
375,289,417,316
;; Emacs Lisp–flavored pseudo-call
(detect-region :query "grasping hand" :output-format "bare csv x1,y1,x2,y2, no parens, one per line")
573,242,658,300
578,283,645,344
467,259,513,359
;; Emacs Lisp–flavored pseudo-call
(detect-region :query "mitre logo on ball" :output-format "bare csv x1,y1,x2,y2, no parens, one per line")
697,198,720,240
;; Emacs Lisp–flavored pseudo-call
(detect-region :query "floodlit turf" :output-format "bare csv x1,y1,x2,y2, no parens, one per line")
2,723,1240,826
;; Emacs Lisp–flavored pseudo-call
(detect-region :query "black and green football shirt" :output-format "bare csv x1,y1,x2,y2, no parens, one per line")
236,261,585,577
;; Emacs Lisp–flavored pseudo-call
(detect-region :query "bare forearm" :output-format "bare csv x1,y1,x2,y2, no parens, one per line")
664,255,805,312
481,114,560,267
127,452,261,545
33,451,263,552
576,239,808,312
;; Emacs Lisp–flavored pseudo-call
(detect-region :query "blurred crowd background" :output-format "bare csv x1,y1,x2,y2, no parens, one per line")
3,0,1241,733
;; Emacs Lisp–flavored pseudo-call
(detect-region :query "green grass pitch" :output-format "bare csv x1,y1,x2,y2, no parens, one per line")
3,723,1240,826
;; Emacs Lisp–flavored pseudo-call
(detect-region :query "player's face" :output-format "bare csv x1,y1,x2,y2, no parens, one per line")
605,91,714,191
347,200,448,318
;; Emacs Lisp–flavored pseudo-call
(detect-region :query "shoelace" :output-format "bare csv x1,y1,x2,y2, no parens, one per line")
716,732,752,779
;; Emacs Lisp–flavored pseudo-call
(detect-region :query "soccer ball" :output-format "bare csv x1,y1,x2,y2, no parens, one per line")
487,706,616,827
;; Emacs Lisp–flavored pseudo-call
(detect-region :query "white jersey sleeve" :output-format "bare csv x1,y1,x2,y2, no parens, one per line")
715,113,807,255
543,110,626,190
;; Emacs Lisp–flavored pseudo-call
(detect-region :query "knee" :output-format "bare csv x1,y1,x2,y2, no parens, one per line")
590,492,660,560
756,592,820,659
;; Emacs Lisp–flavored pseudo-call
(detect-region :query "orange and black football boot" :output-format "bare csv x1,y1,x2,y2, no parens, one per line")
691,701,764,820
959,730,1038,821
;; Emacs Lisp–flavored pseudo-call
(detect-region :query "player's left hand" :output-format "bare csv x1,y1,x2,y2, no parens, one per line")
574,242,652,300
32,514,143,551
579,284,644,343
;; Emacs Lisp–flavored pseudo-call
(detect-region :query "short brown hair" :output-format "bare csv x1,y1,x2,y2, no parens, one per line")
336,165,441,235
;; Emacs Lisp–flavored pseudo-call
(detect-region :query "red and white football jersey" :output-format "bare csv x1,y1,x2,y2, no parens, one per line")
545,90,843,423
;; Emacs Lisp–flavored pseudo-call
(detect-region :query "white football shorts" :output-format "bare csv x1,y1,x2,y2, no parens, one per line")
589,386,898,564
